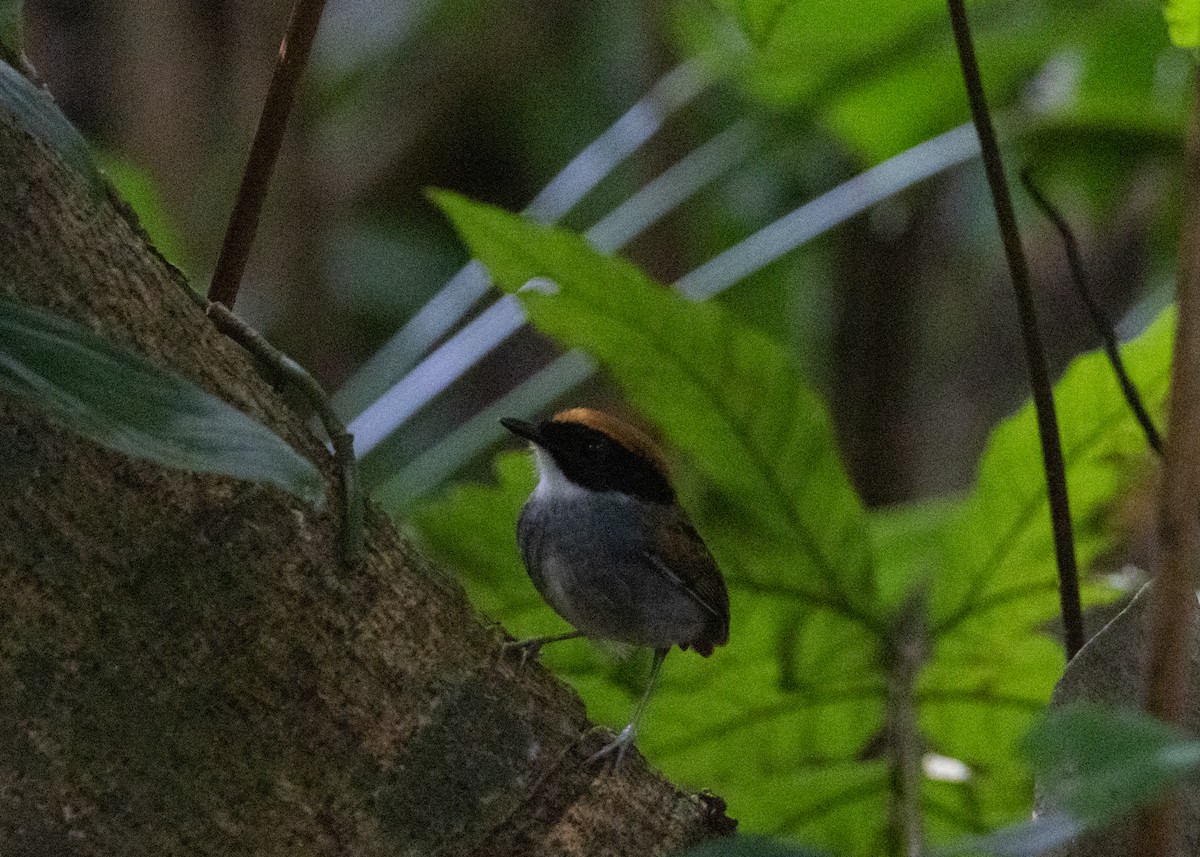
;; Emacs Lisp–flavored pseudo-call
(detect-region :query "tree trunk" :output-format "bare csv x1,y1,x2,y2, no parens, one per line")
0,69,732,856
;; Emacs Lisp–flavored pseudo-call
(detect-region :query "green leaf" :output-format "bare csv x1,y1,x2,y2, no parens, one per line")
932,306,1174,639
1163,0,1200,47
427,191,888,851
913,307,1173,836
688,0,1178,163
0,295,325,507
97,152,193,274
1027,703,1200,824
432,189,876,621
421,194,1178,852
410,452,546,632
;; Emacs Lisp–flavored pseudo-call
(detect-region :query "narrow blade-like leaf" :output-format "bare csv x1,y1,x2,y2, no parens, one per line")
0,295,325,507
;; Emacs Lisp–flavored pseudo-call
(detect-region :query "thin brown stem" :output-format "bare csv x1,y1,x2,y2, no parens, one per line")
946,0,1084,659
1140,70,1200,857
207,0,328,308
1019,168,1163,455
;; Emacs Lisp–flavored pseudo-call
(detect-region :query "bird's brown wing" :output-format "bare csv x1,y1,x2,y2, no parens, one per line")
643,504,730,655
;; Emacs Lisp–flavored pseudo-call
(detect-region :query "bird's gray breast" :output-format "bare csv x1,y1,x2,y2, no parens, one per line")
516,492,711,650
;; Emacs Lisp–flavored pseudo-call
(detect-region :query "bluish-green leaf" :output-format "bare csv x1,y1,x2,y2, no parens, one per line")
1027,702,1200,824
0,58,100,189
934,811,1081,857
0,295,325,507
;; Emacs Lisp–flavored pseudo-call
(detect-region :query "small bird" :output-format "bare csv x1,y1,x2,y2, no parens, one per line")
500,407,730,763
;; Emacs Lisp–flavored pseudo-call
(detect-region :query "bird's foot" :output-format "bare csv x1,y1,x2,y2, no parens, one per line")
587,723,637,768
500,637,545,667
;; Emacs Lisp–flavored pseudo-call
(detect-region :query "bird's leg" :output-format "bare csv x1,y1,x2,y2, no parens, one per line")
588,647,669,767
502,629,587,665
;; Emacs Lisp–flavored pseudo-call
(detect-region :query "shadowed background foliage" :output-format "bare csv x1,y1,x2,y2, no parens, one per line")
12,0,1195,853
22,0,1183,507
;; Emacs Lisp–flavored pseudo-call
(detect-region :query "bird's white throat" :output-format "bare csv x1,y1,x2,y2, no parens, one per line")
532,447,594,502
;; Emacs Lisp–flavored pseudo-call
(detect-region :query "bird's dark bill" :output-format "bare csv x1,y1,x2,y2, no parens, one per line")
500,417,543,444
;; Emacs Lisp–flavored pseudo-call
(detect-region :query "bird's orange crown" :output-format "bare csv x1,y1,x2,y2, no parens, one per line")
550,407,670,481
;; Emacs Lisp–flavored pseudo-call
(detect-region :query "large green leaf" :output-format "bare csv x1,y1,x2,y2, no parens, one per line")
0,295,325,507
418,194,1174,853
432,188,876,623
428,191,887,851
913,306,1172,836
932,307,1173,638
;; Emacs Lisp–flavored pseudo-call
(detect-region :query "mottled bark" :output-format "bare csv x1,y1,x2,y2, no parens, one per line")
0,90,732,856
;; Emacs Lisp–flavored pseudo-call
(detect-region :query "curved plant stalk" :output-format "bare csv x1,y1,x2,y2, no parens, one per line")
1020,168,1163,455
208,302,362,560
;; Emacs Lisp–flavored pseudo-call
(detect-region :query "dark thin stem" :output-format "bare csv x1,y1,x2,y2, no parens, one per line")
207,302,363,561
946,0,1084,659
1140,69,1200,857
207,0,328,308
1019,168,1164,455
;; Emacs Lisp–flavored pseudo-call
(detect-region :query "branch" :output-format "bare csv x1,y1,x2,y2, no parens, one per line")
207,0,327,308
1140,69,1200,857
946,0,1084,659
1019,168,1163,455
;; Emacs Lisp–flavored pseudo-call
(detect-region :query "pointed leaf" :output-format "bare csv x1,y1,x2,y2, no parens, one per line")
933,307,1173,639
0,295,325,507
425,193,1180,853
433,189,875,621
